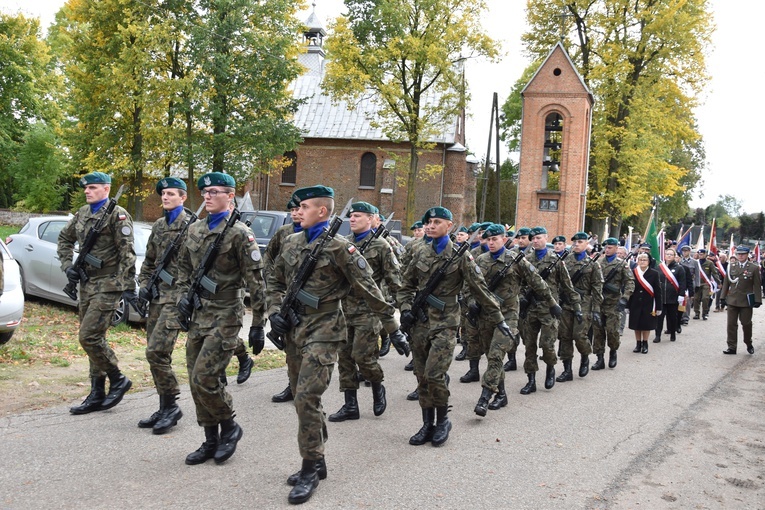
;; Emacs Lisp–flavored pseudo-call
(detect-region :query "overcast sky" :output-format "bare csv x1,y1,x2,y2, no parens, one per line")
1,0,759,214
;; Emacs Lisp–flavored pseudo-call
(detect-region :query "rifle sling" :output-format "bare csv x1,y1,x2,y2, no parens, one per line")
198,288,245,300
85,265,118,277
294,299,341,315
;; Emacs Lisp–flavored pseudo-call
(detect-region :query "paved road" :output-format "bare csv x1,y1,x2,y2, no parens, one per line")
1,309,764,509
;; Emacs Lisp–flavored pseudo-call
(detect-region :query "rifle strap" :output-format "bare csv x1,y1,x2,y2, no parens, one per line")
85,265,118,277
198,289,245,300
294,299,341,315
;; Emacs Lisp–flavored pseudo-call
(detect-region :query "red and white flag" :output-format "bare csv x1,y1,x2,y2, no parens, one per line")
708,218,718,255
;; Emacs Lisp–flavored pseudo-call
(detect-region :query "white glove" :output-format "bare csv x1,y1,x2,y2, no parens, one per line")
677,296,684,305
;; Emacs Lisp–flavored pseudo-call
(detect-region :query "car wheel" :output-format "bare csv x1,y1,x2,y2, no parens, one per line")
0,331,13,346
111,294,129,327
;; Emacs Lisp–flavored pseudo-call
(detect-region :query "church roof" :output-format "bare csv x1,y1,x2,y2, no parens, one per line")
521,42,593,101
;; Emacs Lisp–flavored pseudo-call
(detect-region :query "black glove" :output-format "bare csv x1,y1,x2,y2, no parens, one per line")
496,320,512,337
389,329,411,357
592,312,601,325
269,312,290,336
177,296,193,318
65,266,80,283
720,297,726,307
616,297,628,313
549,304,562,319
754,302,761,308
400,310,416,330
575,310,584,324
138,286,152,303
467,302,481,318
123,289,138,307
249,326,265,355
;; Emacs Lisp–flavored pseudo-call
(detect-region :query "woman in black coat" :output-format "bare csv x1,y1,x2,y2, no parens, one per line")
628,253,662,353
654,248,687,343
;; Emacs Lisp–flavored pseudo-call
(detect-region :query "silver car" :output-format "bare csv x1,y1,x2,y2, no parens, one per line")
5,216,150,326
0,240,25,345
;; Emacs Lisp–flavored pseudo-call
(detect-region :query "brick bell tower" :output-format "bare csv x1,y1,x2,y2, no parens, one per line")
515,42,593,236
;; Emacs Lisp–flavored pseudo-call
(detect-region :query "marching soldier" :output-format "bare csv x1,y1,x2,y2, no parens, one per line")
470,224,555,416
176,172,266,466
397,207,511,447
678,245,697,325
693,249,720,320
592,238,634,369
264,198,302,404
266,186,398,504
552,235,567,255
135,177,191,433
518,227,579,394
58,172,135,415
557,232,603,382
721,246,762,354
329,201,408,422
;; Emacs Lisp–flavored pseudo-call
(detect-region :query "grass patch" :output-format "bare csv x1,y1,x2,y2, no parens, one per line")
0,224,19,240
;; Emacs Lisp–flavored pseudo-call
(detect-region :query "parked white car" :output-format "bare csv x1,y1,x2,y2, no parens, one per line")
0,240,25,345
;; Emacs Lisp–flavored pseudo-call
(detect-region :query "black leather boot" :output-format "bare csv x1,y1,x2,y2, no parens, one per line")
520,373,536,395
503,352,517,371
488,380,508,410
185,426,218,465
272,385,294,403
214,417,243,464
556,360,573,382
404,360,414,371
409,408,435,445
633,341,642,353
459,359,480,383
474,387,493,417
431,406,452,447
608,349,618,368
591,354,605,370
545,364,556,389
328,390,360,422
455,342,467,361
371,382,387,416
653,335,661,343
138,396,162,428
578,355,589,377
100,371,132,410
236,355,253,384
287,457,327,486
670,332,676,342
406,388,419,401
153,394,182,435
70,376,106,415
379,334,391,357
288,458,321,504
641,340,648,354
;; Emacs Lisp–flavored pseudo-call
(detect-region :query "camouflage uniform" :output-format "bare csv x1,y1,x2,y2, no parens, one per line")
693,257,721,318
593,255,634,356
138,208,192,397
58,203,136,378
266,228,395,461
176,217,266,427
397,238,503,409
521,249,580,374
559,253,603,362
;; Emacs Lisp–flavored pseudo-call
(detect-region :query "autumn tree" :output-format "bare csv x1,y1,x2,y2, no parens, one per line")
323,0,499,226
519,0,712,235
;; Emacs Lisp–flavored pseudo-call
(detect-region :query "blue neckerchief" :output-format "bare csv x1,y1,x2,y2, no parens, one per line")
433,235,449,255
491,246,505,260
207,211,229,230
576,251,587,262
305,221,329,244
354,229,372,243
520,245,529,253
555,250,565,256
470,241,480,250
607,254,617,263
90,198,108,214
424,235,432,244
164,205,184,225
535,247,547,260
292,222,303,233
481,244,489,253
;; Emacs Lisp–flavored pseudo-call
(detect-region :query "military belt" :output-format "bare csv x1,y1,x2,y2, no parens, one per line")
295,299,341,316
198,288,245,300
85,265,118,277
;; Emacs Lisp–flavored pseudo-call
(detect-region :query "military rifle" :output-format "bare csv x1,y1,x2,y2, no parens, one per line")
519,249,570,318
63,184,126,301
267,198,354,350
603,251,636,295
133,203,205,318
466,249,526,326
570,252,602,287
178,208,241,331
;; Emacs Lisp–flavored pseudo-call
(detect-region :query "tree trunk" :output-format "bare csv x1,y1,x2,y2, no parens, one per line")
405,144,419,229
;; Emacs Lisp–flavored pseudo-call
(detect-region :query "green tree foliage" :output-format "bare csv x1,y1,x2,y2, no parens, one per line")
519,0,711,236
323,0,499,226
476,158,518,225
9,124,67,212
0,13,61,208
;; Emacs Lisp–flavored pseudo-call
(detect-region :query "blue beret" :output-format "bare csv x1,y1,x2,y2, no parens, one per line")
458,226,468,233
349,201,377,215
479,221,493,231
571,232,588,241
506,230,515,238
467,223,481,233
410,221,424,230
80,172,111,187
552,235,566,244
516,227,531,237
378,213,386,221
198,172,236,190
286,197,299,210
482,224,506,238
293,185,334,203
529,226,547,236
422,206,453,223
603,237,619,246
155,177,187,195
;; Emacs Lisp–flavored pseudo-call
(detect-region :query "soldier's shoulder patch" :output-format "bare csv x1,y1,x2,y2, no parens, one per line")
248,234,255,243
121,226,132,236
475,265,482,274
118,213,127,221
251,250,261,262
348,245,356,254
467,253,475,262
357,257,367,270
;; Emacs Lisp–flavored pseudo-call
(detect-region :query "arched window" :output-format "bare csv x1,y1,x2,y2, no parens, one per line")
359,152,377,188
541,112,563,191
281,151,297,185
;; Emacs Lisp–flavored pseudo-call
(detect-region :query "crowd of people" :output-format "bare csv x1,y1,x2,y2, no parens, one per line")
54,173,762,506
